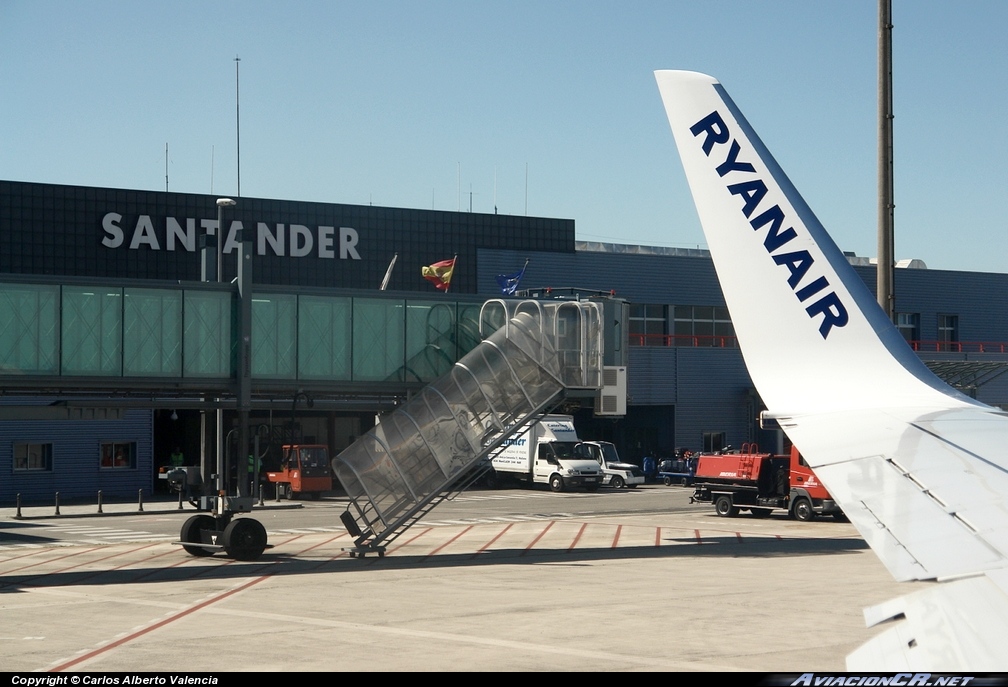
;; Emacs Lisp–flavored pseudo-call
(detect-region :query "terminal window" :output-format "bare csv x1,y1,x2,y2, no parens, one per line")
702,432,726,453
896,312,921,345
14,442,52,471
629,304,667,346
100,441,136,469
673,305,735,347
938,314,959,351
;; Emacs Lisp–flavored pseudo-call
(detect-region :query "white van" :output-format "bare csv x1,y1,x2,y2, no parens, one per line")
490,415,603,492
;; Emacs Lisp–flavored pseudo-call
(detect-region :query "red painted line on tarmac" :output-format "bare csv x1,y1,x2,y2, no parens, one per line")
693,529,702,544
129,547,230,582
609,524,622,549
470,523,513,558
520,521,554,556
301,532,346,553
0,546,103,583
49,572,267,672
48,532,341,672
392,527,432,550
57,542,160,573
292,533,348,564
654,527,662,547
424,525,473,558
363,527,434,563
24,542,163,587
3,543,164,591
130,533,309,583
0,547,64,566
568,522,588,551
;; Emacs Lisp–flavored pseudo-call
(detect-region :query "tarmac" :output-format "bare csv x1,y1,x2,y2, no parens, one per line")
0,489,917,673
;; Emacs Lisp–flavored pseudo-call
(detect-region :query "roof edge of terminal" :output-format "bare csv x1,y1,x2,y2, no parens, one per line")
574,241,710,258
574,241,927,269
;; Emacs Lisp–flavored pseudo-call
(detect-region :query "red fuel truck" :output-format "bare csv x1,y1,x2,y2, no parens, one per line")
690,443,845,521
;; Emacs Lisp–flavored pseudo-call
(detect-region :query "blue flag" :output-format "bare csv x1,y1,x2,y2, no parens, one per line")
495,260,528,295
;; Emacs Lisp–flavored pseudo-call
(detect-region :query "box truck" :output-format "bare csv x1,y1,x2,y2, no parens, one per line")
489,415,603,492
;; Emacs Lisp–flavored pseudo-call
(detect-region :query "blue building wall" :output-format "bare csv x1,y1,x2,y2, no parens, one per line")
0,405,153,506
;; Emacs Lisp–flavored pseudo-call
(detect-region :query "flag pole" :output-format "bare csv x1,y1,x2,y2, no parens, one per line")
380,253,398,291
446,254,457,293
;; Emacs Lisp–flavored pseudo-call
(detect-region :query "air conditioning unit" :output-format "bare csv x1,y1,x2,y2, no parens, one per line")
594,366,627,416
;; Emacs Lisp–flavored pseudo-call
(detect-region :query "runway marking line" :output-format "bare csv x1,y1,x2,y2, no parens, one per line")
48,570,266,672
0,546,74,566
567,522,588,551
21,542,164,588
520,520,554,555
46,532,327,672
423,525,474,558
0,546,104,582
469,522,514,558
362,526,434,564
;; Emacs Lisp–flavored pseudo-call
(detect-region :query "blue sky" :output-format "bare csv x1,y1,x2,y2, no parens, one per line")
2,1,1007,273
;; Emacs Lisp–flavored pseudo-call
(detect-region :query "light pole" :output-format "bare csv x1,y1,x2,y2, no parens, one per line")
215,198,236,511
216,198,235,283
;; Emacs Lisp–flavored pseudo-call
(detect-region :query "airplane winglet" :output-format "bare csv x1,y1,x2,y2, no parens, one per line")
656,70,1008,671
654,70,974,418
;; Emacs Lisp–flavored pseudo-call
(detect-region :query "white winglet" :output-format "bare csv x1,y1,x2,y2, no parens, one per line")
656,70,1008,670
654,70,973,417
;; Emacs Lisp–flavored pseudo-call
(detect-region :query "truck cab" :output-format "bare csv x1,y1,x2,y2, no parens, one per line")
576,440,645,489
531,437,602,492
265,444,332,500
788,448,842,521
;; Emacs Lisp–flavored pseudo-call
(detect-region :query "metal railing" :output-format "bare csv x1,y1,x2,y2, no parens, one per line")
630,334,1008,354
910,340,1008,354
629,333,738,348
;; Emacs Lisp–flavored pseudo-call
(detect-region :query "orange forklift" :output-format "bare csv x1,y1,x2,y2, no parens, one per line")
265,444,332,500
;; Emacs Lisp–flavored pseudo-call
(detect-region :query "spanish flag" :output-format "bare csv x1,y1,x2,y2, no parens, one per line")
421,256,456,292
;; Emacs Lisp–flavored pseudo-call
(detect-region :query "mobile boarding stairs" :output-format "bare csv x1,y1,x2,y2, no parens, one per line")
332,298,606,558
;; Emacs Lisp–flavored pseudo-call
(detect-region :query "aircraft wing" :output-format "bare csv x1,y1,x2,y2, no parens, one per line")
655,69,1008,670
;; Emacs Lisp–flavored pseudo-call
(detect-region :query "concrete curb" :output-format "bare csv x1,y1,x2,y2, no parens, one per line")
6,498,305,521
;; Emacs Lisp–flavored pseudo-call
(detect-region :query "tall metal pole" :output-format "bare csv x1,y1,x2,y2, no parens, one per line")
877,0,895,321
215,198,236,513
235,56,241,198
236,219,252,498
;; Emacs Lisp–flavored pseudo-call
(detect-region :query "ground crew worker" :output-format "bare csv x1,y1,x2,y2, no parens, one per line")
170,446,184,466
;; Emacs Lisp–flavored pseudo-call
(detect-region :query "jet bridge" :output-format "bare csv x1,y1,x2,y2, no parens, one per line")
332,298,604,557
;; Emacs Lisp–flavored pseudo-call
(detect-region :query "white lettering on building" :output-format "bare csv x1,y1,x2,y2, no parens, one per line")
101,212,361,260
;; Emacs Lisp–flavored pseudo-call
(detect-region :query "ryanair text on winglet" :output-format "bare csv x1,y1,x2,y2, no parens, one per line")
689,111,849,339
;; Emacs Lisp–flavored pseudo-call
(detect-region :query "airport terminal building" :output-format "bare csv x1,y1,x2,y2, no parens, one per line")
3,179,1008,504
